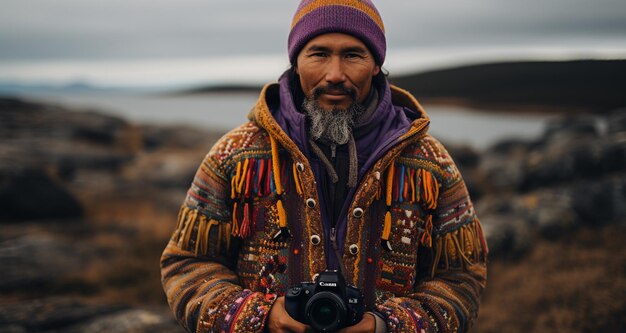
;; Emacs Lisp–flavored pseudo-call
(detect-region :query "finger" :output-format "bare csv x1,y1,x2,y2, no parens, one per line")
284,319,310,333
289,324,314,333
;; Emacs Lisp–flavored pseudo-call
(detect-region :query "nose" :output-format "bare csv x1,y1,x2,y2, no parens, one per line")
325,57,346,84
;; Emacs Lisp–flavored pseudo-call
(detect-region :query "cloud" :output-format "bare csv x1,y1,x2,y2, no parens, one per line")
0,0,625,60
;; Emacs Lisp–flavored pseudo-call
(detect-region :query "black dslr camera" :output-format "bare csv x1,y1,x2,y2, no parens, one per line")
284,270,364,332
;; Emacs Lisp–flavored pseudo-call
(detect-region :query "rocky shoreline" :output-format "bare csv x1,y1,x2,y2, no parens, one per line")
0,96,217,332
1,96,624,332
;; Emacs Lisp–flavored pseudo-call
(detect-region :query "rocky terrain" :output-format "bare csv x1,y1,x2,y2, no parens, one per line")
469,111,626,333
0,97,220,332
1,96,624,332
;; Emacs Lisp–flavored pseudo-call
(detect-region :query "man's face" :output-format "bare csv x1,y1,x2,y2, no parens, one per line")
296,33,381,111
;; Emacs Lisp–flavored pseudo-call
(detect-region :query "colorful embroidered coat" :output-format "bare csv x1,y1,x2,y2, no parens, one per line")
161,83,488,333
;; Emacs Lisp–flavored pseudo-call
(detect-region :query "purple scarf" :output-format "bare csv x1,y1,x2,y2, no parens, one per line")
270,72,417,269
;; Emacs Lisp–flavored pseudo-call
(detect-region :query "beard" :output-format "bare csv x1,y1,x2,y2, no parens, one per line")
302,98,364,145
302,84,365,145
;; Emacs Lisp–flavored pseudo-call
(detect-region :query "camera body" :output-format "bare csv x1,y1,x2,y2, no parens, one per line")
284,270,364,332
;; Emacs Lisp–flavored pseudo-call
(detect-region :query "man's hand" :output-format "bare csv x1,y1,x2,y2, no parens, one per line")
336,313,376,333
267,296,313,333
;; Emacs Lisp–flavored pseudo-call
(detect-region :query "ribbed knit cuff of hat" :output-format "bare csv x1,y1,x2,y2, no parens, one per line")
288,0,386,65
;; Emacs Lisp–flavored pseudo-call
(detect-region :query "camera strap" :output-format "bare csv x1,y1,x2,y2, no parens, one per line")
330,227,347,278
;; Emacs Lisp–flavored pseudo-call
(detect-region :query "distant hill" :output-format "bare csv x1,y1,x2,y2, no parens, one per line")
389,59,626,113
180,59,626,114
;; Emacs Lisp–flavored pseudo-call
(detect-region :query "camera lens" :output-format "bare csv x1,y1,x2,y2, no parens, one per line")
305,292,346,332
311,299,335,326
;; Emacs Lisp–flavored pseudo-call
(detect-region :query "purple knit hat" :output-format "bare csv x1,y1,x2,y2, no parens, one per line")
288,0,386,65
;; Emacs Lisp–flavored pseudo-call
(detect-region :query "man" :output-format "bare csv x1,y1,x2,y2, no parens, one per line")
161,1,488,332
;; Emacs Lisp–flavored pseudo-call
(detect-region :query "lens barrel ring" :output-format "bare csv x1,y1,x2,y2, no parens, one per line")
304,291,347,332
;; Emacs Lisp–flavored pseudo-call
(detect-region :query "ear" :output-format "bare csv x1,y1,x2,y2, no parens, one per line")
373,65,380,76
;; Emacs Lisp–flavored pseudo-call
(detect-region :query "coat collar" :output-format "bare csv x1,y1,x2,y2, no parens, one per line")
249,80,430,156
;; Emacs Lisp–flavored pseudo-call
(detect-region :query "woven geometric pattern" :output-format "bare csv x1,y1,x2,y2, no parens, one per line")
161,84,487,333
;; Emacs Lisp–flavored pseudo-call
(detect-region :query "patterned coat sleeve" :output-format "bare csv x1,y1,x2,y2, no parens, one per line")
160,130,276,333
376,136,488,333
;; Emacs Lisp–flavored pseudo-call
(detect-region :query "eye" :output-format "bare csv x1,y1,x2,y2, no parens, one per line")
345,53,364,59
310,52,328,58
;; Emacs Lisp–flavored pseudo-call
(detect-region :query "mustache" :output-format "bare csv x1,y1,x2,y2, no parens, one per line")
312,83,357,101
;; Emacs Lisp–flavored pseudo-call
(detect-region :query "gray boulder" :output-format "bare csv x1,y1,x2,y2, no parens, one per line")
0,97,140,180
570,175,626,225
481,114,624,193
607,109,626,135
0,234,83,291
62,308,183,333
0,169,82,221
0,298,183,333
0,298,124,332
480,213,533,259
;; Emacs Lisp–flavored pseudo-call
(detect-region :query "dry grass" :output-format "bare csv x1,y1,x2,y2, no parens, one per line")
52,226,171,306
7,174,624,332
79,208,175,305
72,204,626,332
473,226,626,333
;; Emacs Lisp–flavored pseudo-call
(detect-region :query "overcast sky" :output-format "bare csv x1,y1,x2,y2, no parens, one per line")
2,0,625,61
1,0,625,87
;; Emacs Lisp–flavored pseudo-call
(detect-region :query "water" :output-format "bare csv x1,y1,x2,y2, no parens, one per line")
17,91,554,150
